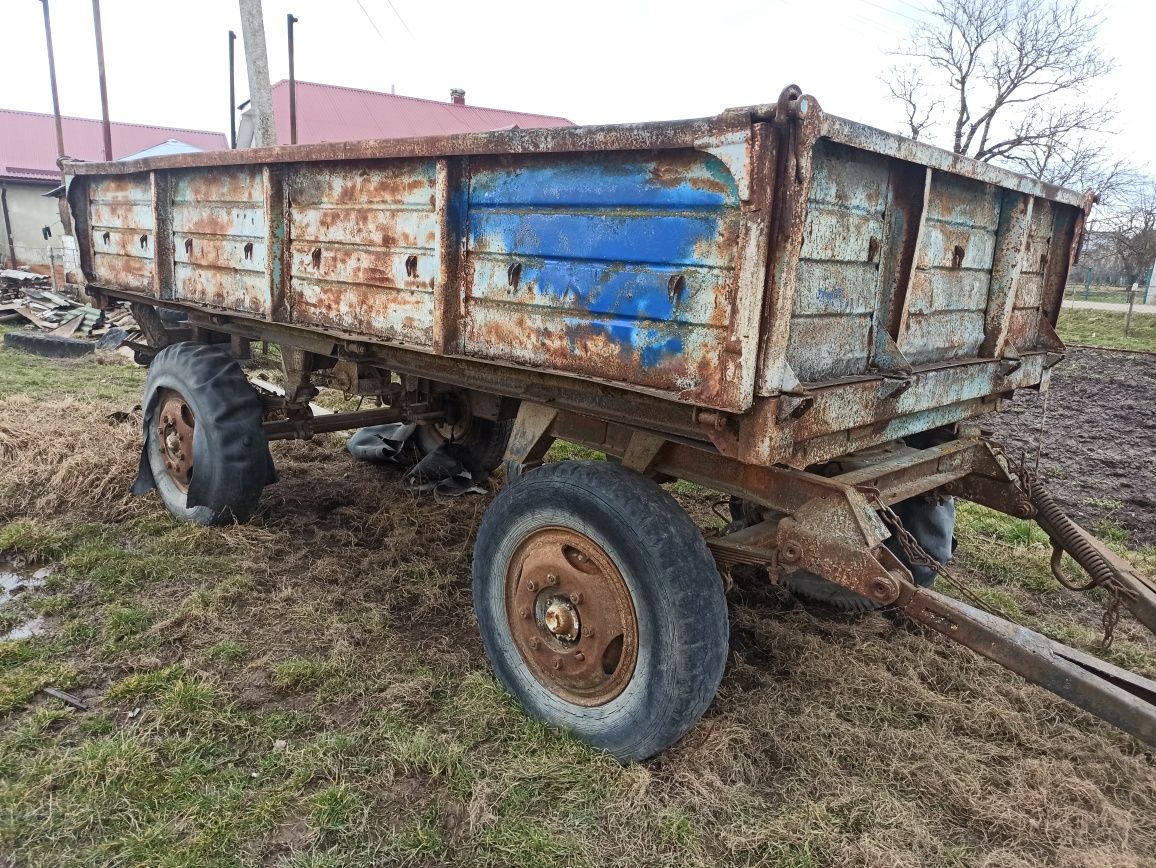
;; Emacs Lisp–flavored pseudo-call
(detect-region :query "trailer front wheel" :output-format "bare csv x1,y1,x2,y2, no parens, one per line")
472,460,729,762
135,342,272,525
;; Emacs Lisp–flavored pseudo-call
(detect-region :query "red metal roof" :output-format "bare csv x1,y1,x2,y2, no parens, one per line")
0,109,227,183
268,80,573,144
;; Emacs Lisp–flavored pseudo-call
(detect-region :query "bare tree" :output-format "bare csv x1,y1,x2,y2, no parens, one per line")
891,0,1114,189
1098,180,1156,287
887,65,940,141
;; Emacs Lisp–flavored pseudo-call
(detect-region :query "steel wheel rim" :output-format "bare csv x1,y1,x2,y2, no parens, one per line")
156,388,195,492
505,527,639,706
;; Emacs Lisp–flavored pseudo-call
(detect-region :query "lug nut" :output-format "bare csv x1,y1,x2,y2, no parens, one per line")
519,608,530,619
583,626,595,638
527,580,538,591
552,657,562,670
574,652,585,662
569,592,583,604
546,573,558,586
529,637,540,650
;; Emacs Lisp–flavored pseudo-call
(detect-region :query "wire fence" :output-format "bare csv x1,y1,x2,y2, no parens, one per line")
1063,284,1154,306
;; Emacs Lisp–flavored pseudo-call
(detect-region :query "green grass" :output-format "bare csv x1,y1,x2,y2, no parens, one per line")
1056,308,1156,352
2,327,1156,865
0,334,144,402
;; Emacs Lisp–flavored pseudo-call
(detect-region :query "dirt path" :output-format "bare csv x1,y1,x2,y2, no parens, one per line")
983,347,1156,546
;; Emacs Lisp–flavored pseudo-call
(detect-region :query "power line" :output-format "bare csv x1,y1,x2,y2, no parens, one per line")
385,0,415,40
354,0,388,45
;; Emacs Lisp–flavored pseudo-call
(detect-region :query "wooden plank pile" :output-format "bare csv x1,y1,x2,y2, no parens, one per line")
1,269,140,342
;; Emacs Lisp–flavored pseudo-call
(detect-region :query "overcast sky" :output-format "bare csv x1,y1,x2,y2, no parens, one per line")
4,0,1151,172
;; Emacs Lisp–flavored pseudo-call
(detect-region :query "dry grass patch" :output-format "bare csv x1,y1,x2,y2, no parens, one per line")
0,346,1153,866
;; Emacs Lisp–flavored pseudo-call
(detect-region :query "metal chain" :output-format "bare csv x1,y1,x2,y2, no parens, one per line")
870,460,1125,648
864,489,1007,620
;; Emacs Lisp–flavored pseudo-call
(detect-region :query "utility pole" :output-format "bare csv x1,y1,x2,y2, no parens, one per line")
238,0,276,148
39,0,66,167
228,30,237,148
287,14,298,145
91,0,113,161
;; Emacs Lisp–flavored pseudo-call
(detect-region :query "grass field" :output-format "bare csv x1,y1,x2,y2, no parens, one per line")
1056,308,1156,352
1,339,1154,867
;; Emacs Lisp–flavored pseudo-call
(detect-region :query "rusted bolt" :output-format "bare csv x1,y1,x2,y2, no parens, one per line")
574,651,585,662
526,580,538,592
546,573,558,586
519,608,530,619
870,575,899,600
569,591,583,604
583,626,595,638
528,637,540,650
552,657,562,670
695,408,729,430
779,542,802,563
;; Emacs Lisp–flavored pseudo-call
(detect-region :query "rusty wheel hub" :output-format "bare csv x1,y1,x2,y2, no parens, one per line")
155,388,195,492
506,528,639,706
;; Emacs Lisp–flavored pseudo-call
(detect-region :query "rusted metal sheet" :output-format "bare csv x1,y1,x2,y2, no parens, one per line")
171,168,267,314
459,150,746,410
88,176,153,292
899,171,999,365
787,139,889,382
68,87,1091,467
287,159,437,346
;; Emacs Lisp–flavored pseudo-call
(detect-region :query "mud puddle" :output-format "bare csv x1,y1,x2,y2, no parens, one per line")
0,558,51,640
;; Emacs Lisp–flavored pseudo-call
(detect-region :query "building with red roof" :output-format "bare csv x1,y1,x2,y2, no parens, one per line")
0,108,226,269
237,80,573,147
2,84,570,270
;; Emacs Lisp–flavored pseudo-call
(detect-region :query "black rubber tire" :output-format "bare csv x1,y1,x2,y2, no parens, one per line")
133,342,272,525
415,416,513,474
3,331,94,358
781,570,880,613
473,460,730,762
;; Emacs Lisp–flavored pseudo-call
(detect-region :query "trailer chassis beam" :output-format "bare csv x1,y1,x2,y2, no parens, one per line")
903,588,1156,746
502,403,1156,745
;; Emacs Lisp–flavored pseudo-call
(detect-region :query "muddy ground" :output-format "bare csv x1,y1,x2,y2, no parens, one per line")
984,347,1156,547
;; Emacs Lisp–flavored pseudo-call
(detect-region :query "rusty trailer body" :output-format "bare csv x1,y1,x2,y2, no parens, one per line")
65,88,1156,759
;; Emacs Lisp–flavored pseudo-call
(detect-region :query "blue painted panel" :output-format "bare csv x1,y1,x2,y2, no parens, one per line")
469,211,730,268
461,149,742,406
469,153,737,208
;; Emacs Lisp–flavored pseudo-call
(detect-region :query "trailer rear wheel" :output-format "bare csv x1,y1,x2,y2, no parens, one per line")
472,460,729,762
135,342,272,525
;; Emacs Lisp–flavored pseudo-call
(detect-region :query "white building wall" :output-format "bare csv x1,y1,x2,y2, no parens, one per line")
1,181,65,268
